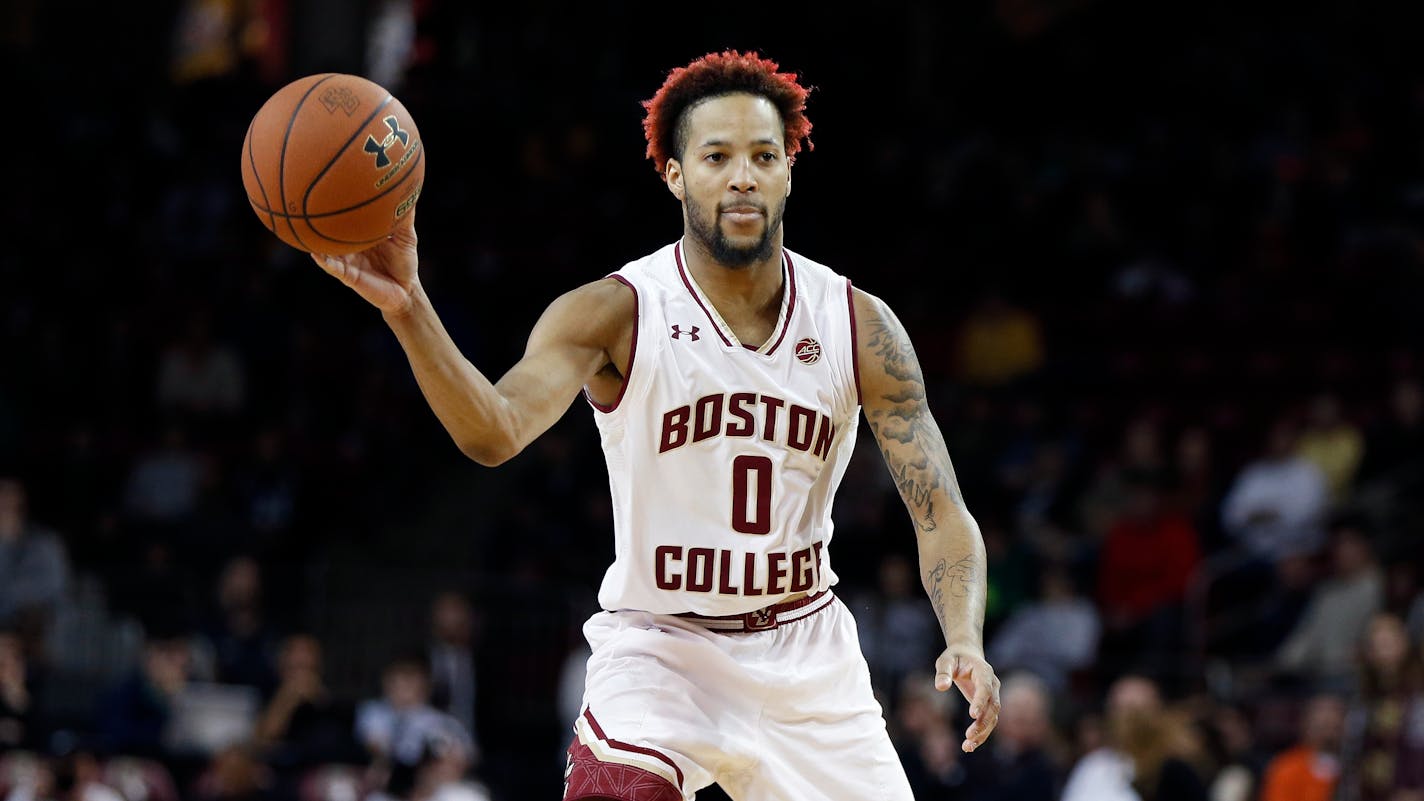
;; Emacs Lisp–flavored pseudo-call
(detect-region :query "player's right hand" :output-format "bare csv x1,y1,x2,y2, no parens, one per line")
311,208,420,317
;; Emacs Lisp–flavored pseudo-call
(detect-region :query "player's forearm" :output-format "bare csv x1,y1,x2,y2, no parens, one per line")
916,500,988,653
383,283,518,465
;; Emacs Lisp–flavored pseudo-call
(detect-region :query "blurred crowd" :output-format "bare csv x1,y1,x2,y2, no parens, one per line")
3,0,1424,800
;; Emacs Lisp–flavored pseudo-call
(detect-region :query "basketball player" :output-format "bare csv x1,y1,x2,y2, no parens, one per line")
313,51,1000,801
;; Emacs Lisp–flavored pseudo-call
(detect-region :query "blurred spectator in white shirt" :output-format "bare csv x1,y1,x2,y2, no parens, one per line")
1275,520,1383,687
157,313,245,417
988,562,1100,691
1221,419,1329,563
0,478,69,647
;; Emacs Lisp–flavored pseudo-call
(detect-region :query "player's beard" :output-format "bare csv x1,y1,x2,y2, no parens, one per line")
685,194,786,269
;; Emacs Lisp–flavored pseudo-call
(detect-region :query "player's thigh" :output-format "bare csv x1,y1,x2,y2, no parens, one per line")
567,612,754,801
734,712,914,801
734,601,914,801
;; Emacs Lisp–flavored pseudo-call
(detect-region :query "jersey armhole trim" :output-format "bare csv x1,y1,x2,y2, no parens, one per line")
583,273,639,414
846,278,863,406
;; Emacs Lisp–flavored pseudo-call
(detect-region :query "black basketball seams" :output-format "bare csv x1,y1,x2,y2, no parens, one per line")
244,117,277,235
299,93,396,220
278,74,340,252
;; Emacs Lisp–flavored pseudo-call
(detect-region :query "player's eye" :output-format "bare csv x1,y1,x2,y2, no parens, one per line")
704,153,725,163
758,152,778,162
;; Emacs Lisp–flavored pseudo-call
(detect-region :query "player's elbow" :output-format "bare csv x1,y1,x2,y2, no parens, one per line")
457,434,519,467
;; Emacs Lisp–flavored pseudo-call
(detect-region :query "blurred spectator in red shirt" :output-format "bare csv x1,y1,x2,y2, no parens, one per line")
1097,469,1200,683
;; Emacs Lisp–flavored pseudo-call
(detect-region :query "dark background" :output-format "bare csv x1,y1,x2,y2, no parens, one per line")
2,0,1423,799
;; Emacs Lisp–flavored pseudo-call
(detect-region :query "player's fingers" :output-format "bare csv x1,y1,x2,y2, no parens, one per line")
312,252,341,276
313,253,360,289
968,666,994,720
933,653,957,692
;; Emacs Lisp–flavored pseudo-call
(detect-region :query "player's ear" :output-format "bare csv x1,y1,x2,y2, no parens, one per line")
665,158,685,201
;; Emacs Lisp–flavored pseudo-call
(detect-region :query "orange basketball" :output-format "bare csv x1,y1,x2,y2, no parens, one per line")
241,74,425,255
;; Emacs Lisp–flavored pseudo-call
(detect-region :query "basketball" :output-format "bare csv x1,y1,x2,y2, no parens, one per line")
241,73,425,255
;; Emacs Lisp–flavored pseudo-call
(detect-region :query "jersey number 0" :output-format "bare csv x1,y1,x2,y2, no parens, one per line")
731,455,773,535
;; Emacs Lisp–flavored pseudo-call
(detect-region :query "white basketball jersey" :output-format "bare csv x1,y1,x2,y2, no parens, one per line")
588,240,863,616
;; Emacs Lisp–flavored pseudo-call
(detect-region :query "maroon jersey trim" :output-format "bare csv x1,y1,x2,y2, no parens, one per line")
583,708,686,789
847,279,863,405
583,274,640,414
673,242,734,347
761,252,797,357
673,242,796,355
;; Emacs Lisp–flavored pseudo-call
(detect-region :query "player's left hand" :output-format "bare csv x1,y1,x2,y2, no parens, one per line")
934,649,1001,753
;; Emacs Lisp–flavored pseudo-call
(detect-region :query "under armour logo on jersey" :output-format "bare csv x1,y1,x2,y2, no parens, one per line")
671,325,700,341
795,338,822,364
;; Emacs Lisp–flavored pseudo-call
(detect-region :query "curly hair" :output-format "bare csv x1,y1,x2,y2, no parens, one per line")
641,50,813,176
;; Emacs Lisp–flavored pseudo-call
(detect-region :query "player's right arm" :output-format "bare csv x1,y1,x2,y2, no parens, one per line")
311,212,633,466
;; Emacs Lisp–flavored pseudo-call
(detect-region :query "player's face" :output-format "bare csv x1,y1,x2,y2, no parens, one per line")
667,93,791,268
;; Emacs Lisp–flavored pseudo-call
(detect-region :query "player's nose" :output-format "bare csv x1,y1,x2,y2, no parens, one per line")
727,156,758,193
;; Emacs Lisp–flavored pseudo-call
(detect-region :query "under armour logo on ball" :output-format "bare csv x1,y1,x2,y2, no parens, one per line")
671,325,700,341
364,116,409,168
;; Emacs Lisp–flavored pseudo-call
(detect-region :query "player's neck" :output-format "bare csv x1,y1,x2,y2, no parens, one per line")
680,235,785,319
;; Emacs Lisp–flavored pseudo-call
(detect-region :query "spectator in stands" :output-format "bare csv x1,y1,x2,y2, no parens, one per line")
951,291,1045,388
1096,469,1200,684
854,553,940,700
96,626,193,758
156,312,246,418
1221,419,1329,564
1258,693,1345,801
4,750,124,801
1275,519,1384,689
1295,392,1364,500
200,556,279,692
426,592,477,749
254,634,360,769
988,562,1100,691
1338,613,1424,801
1194,703,1264,801
891,673,969,799
1079,417,1169,541
374,738,489,801
0,629,36,750
121,424,206,528
1170,426,1226,547
193,746,275,801
1359,377,1424,486
356,652,475,769
962,672,1058,801
1062,674,1205,801
0,477,70,650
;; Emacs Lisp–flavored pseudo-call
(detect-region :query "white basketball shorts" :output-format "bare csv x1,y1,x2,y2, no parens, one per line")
562,593,915,801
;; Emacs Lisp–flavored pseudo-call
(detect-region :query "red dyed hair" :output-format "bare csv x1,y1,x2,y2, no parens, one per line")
641,50,813,176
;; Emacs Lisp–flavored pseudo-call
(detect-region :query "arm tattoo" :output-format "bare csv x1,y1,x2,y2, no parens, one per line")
862,312,965,531
927,557,976,623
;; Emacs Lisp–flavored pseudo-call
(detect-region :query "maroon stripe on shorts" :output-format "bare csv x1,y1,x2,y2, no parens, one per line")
584,708,686,789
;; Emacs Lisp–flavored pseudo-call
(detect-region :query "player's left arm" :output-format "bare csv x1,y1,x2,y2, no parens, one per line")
851,286,1000,753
